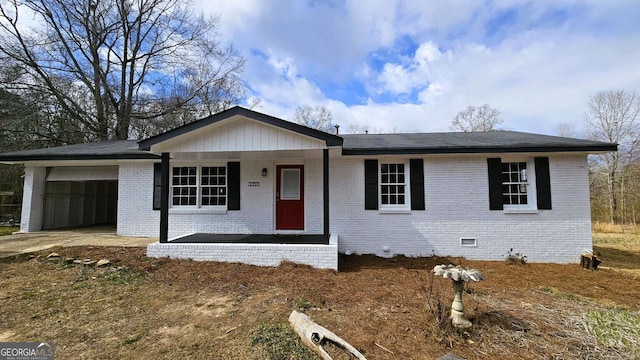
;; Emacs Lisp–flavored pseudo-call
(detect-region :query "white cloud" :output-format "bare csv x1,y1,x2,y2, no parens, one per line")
193,0,640,135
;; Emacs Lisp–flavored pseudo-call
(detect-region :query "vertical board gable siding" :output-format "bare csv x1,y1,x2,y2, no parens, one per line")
153,117,326,153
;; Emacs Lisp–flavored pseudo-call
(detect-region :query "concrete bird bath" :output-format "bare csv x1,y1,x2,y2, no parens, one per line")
432,264,485,329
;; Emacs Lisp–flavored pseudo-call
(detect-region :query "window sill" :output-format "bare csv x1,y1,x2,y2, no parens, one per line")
503,208,539,214
169,208,228,215
378,209,412,214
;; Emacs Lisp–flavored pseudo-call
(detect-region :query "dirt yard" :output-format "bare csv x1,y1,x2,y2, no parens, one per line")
0,232,639,359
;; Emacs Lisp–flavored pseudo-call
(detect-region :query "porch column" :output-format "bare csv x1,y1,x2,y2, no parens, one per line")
159,152,170,243
323,148,329,240
20,166,46,232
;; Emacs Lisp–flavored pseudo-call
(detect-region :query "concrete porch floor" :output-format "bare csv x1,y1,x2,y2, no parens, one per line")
169,233,328,245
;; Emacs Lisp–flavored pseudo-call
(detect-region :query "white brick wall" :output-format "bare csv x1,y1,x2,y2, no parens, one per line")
330,154,592,263
119,153,592,264
117,162,160,237
147,242,338,269
19,166,46,232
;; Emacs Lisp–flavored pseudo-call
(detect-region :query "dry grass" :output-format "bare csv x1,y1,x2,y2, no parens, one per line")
593,223,640,277
592,222,640,234
1,235,639,359
0,226,18,236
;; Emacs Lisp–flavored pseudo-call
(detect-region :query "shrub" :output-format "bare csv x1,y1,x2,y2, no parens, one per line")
504,248,527,265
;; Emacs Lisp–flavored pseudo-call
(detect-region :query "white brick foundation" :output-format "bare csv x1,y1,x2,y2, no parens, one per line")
146,234,339,270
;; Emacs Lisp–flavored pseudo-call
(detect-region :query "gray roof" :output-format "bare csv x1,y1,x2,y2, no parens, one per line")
341,131,617,155
0,129,616,163
0,140,160,162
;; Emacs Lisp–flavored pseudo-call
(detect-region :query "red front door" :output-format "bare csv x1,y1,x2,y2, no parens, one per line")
276,165,304,230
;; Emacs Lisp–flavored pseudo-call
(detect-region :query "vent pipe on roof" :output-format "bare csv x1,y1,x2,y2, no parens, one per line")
334,124,339,135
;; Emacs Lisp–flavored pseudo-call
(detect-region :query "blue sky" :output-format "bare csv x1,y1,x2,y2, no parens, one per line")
198,0,640,135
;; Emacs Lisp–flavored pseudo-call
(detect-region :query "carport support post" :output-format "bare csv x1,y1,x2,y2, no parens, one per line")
323,149,329,241
160,152,170,243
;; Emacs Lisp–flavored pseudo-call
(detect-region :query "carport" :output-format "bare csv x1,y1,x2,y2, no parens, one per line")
43,166,118,229
0,140,160,233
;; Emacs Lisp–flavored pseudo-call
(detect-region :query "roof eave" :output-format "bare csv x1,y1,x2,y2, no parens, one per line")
0,153,161,163
342,144,618,155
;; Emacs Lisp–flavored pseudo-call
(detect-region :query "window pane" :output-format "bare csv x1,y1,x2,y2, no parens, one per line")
501,161,529,206
281,169,300,200
201,166,227,207
380,163,407,206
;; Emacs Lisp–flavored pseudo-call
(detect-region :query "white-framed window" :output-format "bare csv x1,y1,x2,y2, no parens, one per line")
501,160,536,210
379,161,410,210
171,165,227,208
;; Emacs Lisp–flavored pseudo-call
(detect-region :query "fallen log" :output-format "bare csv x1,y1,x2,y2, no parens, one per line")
288,310,367,360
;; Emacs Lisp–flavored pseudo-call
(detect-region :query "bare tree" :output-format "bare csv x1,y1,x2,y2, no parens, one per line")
0,0,245,142
555,122,581,138
451,104,503,132
586,90,640,223
292,105,334,133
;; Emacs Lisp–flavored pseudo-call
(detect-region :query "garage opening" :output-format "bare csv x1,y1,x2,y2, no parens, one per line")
42,166,118,230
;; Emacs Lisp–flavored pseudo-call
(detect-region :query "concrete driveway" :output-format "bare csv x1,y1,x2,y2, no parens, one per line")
0,227,157,258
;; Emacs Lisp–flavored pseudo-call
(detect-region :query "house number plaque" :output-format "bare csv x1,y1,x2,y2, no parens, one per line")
248,182,260,187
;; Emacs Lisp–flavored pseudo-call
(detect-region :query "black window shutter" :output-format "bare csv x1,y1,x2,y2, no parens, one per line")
410,159,425,210
364,159,378,210
487,158,503,210
227,162,241,210
153,163,161,210
535,157,552,210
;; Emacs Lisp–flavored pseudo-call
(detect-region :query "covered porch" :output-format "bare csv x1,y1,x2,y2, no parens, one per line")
140,107,343,270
